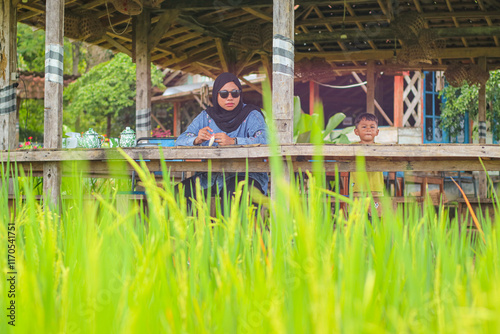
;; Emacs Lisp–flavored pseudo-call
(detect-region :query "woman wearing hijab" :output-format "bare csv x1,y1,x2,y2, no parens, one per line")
175,72,268,212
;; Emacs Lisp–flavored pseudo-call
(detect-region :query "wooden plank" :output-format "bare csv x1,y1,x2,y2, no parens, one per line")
135,9,152,139
296,47,500,63
239,77,262,95
296,11,500,27
242,7,273,22
43,0,65,206
309,81,318,115
148,9,179,52
103,33,131,56
4,144,500,163
215,38,229,72
478,57,488,198
173,102,180,136
294,26,500,44
366,60,375,115
393,76,404,128
0,0,17,151
7,155,500,174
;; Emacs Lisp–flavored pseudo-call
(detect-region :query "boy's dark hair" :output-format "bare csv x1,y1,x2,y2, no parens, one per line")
354,113,379,127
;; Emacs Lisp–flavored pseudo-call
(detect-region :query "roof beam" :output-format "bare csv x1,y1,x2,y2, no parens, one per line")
215,38,229,72
297,11,500,26
160,0,374,10
294,26,500,44
297,47,500,62
148,9,179,52
103,33,132,56
242,7,273,22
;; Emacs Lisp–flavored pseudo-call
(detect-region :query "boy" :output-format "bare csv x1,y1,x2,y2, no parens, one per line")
350,113,384,216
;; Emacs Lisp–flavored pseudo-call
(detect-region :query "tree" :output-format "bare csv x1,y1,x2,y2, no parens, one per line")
17,23,87,74
63,53,165,137
439,70,500,141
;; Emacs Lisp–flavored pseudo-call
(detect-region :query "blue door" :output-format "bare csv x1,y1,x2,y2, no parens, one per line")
423,71,469,143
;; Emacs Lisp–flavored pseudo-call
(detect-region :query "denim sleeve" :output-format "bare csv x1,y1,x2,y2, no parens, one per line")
234,110,268,146
175,111,207,146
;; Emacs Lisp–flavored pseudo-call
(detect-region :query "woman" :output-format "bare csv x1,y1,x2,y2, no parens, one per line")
175,72,268,212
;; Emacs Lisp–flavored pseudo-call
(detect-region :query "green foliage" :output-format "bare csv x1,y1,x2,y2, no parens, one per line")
63,53,165,136
17,23,86,74
18,99,44,143
17,24,45,72
439,70,500,141
293,96,352,143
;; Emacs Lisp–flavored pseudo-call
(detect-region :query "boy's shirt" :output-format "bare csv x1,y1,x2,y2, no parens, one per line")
350,141,385,195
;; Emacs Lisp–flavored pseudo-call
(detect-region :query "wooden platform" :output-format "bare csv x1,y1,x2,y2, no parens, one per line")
3,144,500,175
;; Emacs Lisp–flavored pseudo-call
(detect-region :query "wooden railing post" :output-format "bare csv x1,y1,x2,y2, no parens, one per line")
478,57,488,198
135,9,152,139
271,0,295,199
272,0,294,145
0,0,17,151
43,0,64,207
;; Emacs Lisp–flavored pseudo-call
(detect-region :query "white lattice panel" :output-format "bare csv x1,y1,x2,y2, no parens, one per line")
402,72,423,127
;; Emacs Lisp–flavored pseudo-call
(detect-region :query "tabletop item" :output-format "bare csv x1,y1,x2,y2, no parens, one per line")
120,127,136,147
208,135,215,147
109,137,120,148
78,128,104,148
65,132,80,148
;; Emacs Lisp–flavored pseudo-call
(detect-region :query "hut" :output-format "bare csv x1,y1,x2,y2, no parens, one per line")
1,0,500,203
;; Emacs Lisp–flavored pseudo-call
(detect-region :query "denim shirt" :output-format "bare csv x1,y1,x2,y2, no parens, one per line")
175,107,269,194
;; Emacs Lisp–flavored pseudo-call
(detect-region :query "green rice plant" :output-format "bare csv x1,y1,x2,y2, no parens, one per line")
1,81,500,333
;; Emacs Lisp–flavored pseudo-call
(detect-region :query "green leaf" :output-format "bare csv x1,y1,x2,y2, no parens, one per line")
293,96,302,131
324,113,346,135
296,131,311,143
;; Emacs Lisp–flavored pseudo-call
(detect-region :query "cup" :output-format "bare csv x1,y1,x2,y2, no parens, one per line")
109,138,120,148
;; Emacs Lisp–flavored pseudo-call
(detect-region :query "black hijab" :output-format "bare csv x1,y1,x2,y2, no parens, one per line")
206,72,261,133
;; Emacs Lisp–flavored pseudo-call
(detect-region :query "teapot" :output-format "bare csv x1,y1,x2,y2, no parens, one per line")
78,128,104,148
120,127,136,147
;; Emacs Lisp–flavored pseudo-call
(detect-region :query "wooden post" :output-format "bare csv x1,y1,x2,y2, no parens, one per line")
0,0,17,151
393,75,404,127
366,60,375,114
478,57,488,198
309,80,319,115
173,102,180,136
272,0,294,144
135,9,152,139
43,0,64,207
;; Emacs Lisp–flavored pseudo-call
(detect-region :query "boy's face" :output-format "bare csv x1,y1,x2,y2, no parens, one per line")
354,118,379,144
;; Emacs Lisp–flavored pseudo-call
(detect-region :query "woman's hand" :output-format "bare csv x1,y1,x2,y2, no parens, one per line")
194,126,213,145
214,133,236,146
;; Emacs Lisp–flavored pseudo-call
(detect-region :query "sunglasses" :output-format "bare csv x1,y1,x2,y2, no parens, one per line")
218,89,241,99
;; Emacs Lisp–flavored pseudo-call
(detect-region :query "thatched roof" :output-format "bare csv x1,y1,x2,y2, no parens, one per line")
17,0,500,78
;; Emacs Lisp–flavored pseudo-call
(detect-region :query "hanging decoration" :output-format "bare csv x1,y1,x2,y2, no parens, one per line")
392,11,445,66
111,0,143,16
444,62,490,87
